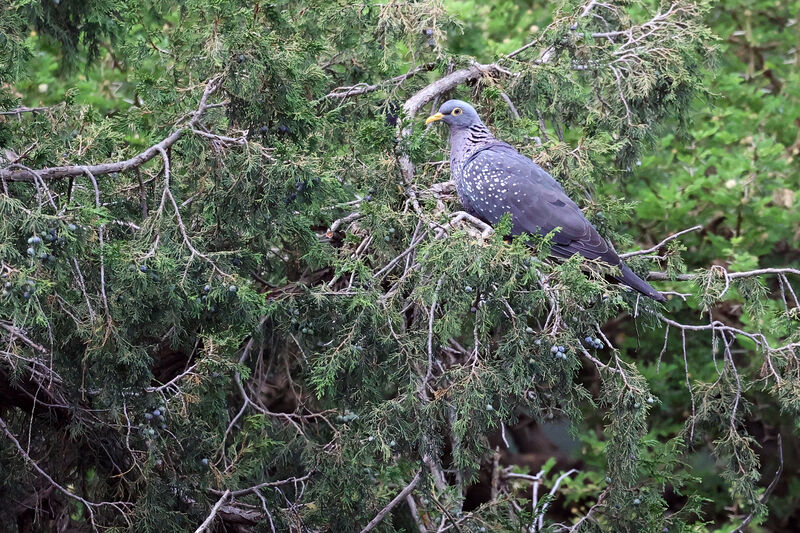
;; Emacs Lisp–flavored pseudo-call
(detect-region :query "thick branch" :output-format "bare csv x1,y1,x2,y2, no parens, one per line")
402,63,512,118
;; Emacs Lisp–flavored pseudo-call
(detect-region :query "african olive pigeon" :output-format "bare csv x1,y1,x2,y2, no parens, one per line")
426,99,665,302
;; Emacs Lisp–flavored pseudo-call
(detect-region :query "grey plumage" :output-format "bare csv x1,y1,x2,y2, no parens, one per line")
426,99,666,302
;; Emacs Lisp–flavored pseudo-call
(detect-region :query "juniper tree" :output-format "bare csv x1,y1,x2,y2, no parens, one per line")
1,0,798,531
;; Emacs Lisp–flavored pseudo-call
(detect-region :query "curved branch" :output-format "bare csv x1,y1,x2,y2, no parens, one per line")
0,76,222,182
402,62,510,118
620,225,702,259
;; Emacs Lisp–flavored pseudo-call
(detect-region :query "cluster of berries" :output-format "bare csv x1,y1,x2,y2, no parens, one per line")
336,410,359,423
289,308,313,335
2,278,36,299
141,406,167,443
584,336,605,349
550,345,568,360
26,225,75,262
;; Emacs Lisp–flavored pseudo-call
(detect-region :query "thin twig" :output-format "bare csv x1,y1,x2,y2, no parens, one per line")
734,434,783,532
620,225,702,259
325,64,435,99
209,473,315,498
0,105,56,116
0,415,131,531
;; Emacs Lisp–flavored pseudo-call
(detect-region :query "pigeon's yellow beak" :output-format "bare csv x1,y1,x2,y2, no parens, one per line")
425,112,445,125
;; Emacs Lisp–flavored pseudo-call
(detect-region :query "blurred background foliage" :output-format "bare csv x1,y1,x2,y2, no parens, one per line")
1,0,799,531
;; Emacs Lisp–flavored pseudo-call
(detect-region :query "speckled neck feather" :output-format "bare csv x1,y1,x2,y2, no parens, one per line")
449,122,495,179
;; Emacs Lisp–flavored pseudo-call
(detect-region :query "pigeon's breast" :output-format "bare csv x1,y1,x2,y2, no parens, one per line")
460,153,514,225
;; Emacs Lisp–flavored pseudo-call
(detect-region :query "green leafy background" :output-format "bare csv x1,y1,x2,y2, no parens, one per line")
0,0,798,531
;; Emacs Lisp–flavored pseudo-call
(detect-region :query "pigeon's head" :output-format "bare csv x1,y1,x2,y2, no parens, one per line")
426,100,482,129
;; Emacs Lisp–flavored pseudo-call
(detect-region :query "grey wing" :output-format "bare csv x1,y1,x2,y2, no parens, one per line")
457,190,484,220
464,147,621,266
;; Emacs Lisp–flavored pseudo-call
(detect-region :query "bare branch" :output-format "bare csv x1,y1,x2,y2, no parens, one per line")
360,470,422,533
500,92,521,120
648,267,800,282
0,321,48,353
620,225,702,259
0,105,57,116
425,278,444,391
156,146,232,282
0,76,223,182
402,62,510,119
325,64,435,99
406,494,428,533
193,490,230,533
209,472,314,497
83,167,112,327
537,469,578,531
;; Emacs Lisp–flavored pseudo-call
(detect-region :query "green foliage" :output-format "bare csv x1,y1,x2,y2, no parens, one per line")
1,0,798,531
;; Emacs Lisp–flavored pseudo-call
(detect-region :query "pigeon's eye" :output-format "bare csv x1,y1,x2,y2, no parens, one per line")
452,107,462,116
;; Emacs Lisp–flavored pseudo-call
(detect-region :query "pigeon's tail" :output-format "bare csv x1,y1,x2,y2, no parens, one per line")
616,263,667,302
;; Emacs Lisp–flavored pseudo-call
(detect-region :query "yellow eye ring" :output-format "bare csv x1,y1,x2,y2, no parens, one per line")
452,107,462,116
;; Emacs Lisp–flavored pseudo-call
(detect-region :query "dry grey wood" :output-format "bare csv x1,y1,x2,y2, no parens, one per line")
0,76,222,182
